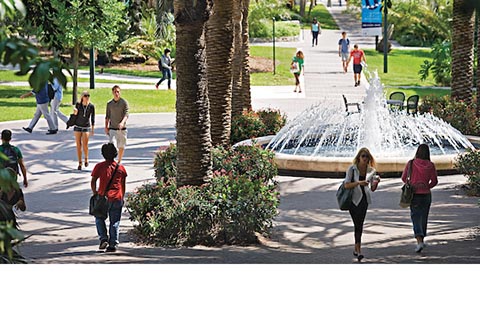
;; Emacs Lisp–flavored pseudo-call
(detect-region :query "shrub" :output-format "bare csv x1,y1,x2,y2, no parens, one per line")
127,145,279,246
230,109,287,145
420,95,480,136
455,149,480,196
419,40,451,86
0,221,26,264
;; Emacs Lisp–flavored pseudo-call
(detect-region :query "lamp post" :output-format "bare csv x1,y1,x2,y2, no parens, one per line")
272,17,276,75
89,47,95,89
383,0,388,73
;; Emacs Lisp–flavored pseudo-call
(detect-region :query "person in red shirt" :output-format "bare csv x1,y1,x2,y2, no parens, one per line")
345,44,367,87
401,144,438,253
91,143,127,252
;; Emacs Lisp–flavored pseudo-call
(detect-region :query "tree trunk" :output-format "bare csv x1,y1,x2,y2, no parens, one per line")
231,0,243,118
452,0,475,104
300,0,306,17
206,0,234,147
477,10,480,116
174,0,212,187
241,0,252,111
72,42,80,105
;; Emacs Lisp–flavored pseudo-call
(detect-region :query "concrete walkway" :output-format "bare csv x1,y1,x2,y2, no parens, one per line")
1,4,479,264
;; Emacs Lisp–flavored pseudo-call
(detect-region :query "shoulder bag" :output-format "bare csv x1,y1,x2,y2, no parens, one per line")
336,167,355,211
89,163,119,219
399,160,415,208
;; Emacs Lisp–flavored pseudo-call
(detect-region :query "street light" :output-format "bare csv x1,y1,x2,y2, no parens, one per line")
272,17,276,75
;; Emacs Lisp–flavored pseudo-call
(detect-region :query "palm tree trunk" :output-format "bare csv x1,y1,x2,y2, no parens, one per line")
174,0,212,187
477,10,480,115
206,0,234,147
241,0,252,111
231,0,243,118
452,0,475,104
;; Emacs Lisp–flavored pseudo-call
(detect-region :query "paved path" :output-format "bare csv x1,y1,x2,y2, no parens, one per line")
2,4,479,263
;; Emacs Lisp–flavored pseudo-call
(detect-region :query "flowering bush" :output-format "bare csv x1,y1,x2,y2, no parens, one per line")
420,95,480,136
127,145,279,246
231,108,287,145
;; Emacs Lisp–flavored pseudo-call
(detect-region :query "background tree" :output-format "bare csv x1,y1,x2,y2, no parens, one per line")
240,0,252,112
451,0,475,104
174,0,213,187
52,0,126,104
231,0,244,118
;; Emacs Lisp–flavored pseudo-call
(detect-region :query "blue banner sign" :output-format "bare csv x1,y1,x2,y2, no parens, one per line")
362,0,382,36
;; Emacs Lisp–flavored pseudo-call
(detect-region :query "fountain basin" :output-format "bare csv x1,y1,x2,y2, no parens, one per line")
237,135,479,178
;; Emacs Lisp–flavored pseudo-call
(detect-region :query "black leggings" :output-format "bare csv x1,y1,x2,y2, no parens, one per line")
349,196,368,244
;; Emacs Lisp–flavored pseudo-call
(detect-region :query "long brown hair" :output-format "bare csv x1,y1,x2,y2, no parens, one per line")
353,147,377,168
296,50,304,59
415,143,430,161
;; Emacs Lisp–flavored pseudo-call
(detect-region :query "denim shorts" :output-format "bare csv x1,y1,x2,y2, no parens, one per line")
74,126,90,132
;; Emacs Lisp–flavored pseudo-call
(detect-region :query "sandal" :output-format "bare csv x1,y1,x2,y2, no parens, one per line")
77,164,82,170
84,160,89,167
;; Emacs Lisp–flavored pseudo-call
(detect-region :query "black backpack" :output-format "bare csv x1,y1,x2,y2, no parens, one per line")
48,83,55,101
1,145,19,174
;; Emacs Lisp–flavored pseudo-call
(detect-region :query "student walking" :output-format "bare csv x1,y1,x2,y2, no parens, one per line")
346,44,367,87
291,50,305,93
105,85,129,163
338,31,350,73
401,144,438,253
73,91,95,170
50,78,69,131
91,143,127,253
0,129,28,188
155,48,173,90
343,147,380,262
20,82,57,134
311,18,321,47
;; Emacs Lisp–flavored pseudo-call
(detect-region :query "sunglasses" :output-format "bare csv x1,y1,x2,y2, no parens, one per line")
361,154,369,159
83,94,90,97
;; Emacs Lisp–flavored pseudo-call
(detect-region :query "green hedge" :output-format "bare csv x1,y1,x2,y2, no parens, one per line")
127,145,279,246
230,108,287,145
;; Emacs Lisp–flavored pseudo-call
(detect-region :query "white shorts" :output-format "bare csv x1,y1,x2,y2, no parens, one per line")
108,129,128,148
341,52,349,61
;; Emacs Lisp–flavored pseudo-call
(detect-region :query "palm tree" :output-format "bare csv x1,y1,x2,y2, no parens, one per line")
174,0,213,187
231,0,244,118
451,0,475,104
206,0,234,147
241,0,252,112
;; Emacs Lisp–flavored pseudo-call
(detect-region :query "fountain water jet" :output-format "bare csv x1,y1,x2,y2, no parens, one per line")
261,72,476,177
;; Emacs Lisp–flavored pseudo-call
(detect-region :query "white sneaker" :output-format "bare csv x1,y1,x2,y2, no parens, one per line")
415,244,423,253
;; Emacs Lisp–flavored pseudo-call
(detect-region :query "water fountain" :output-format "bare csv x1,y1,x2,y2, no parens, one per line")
256,72,477,177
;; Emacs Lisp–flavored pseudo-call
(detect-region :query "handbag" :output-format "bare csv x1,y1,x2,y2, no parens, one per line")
336,168,354,210
89,163,119,219
290,61,299,73
399,160,415,208
66,113,77,129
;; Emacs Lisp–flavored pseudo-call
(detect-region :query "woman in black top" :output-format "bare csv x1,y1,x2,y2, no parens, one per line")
73,91,95,170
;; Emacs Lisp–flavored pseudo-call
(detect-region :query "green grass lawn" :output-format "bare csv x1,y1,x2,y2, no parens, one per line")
296,3,339,30
0,86,176,122
363,49,436,87
250,46,296,86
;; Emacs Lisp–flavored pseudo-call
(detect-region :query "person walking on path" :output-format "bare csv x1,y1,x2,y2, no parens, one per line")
105,85,129,163
155,48,173,90
338,31,350,73
50,78,69,131
291,50,305,93
72,91,95,170
346,44,367,87
20,83,57,134
0,129,28,188
401,144,438,253
311,18,321,47
91,143,127,253
343,147,380,262
0,168,26,228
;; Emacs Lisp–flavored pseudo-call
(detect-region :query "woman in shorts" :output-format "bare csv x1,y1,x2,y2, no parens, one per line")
73,91,95,170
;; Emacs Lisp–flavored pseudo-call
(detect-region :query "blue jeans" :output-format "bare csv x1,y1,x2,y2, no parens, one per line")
95,200,123,247
156,68,172,88
410,193,431,238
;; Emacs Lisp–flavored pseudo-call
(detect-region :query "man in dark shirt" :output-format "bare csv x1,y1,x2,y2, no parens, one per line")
20,82,57,134
0,129,28,187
